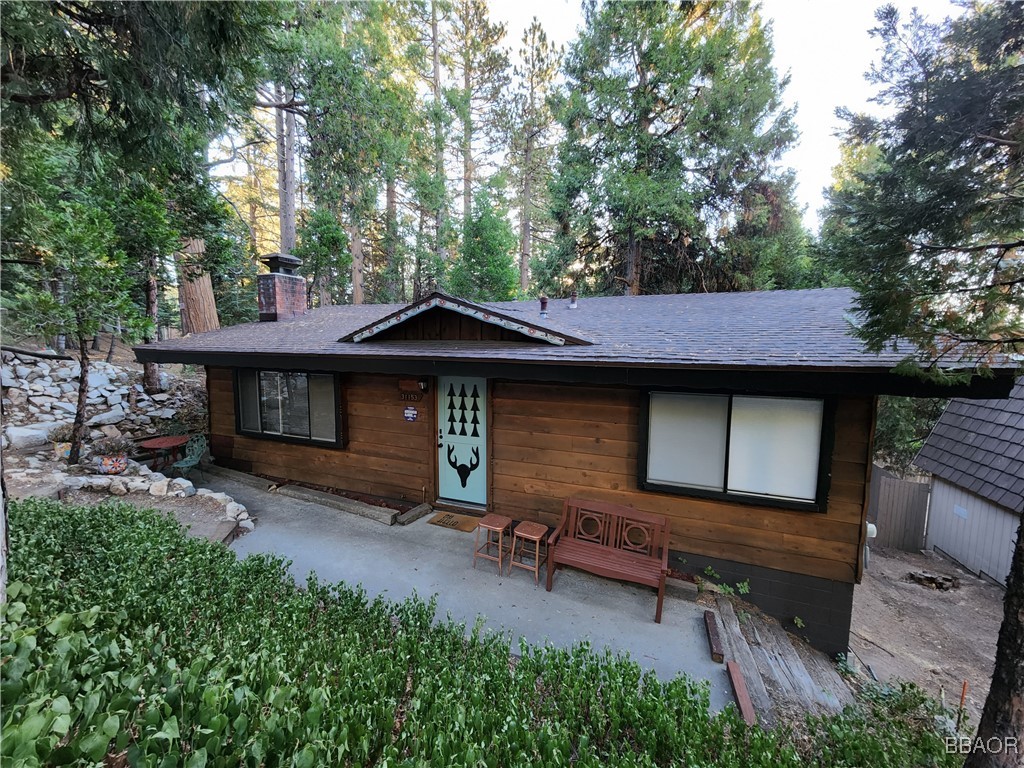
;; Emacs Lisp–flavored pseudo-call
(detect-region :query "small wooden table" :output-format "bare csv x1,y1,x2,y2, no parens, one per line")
473,513,512,574
509,520,548,584
139,435,190,470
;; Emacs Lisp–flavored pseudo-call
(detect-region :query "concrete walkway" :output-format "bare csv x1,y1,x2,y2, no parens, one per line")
201,472,735,713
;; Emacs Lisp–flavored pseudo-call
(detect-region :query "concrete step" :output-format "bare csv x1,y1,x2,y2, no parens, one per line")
201,464,397,526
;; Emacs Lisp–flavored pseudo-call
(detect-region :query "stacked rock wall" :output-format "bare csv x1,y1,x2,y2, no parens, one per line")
1,350,204,451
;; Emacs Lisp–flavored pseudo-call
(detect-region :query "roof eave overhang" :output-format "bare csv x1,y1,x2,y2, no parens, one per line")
133,347,1016,398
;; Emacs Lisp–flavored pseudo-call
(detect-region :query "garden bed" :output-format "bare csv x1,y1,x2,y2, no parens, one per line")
2,498,965,767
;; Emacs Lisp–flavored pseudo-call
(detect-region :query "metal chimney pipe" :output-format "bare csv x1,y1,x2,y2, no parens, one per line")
569,291,578,309
539,296,549,319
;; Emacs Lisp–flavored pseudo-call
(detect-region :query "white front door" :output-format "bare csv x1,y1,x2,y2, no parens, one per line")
437,376,487,506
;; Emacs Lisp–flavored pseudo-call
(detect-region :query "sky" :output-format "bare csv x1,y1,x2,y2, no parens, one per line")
488,0,958,232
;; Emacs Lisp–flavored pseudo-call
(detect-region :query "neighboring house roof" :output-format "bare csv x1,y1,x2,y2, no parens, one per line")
914,379,1024,513
136,288,1017,396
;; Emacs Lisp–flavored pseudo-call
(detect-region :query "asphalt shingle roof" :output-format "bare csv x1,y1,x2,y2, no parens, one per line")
138,287,963,371
914,380,1024,513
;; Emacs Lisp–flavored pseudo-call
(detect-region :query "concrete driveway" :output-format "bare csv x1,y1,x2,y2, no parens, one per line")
202,472,735,713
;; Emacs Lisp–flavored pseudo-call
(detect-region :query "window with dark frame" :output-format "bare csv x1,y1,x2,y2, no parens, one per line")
643,391,828,508
236,370,342,446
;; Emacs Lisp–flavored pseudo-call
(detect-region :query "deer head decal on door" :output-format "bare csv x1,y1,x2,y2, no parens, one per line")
447,445,480,488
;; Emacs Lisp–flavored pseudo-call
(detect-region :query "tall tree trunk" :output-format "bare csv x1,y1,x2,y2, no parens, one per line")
276,83,297,254
625,229,641,296
106,320,119,364
463,63,473,226
385,172,402,301
246,144,260,253
68,333,91,465
965,512,1024,768
431,0,445,263
415,207,426,301
51,277,66,353
519,133,533,293
350,220,365,305
142,251,161,394
176,240,221,335
317,276,332,308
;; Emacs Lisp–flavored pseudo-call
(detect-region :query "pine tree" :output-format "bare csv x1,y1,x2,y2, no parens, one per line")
545,0,797,297
448,0,509,225
504,19,561,294
448,183,518,302
819,7,1023,764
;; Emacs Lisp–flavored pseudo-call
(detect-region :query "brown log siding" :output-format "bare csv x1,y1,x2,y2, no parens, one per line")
488,381,872,585
208,368,872,584
207,367,435,503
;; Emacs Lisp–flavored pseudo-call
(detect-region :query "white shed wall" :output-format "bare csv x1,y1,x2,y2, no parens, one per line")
926,477,1019,586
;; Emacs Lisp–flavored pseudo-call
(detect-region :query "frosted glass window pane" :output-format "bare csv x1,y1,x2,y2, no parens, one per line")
727,397,823,501
647,393,728,491
309,375,337,442
239,370,260,431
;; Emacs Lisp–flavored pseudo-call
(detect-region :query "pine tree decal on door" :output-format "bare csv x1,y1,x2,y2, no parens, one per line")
470,385,480,437
447,383,457,435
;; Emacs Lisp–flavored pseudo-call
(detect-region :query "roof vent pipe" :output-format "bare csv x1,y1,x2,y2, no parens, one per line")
539,296,549,319
569,291,578,310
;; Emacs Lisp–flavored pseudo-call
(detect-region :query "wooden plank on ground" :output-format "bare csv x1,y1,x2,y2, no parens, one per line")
716,598,772,724
753,616,819,710
704,610,724,663
792,640,856,711
726,661,757,726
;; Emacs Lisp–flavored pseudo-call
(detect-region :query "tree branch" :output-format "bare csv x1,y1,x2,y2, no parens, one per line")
975,133,1020,148
910,239,1024,253
205,138,266,169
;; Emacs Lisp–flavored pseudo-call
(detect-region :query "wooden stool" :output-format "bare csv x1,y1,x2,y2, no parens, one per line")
508,520,548,584
473,513,512,574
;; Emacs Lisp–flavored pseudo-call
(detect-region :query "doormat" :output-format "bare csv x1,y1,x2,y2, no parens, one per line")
428,511,479,533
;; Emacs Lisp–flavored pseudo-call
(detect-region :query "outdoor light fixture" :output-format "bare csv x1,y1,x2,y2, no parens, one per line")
418,378,430,393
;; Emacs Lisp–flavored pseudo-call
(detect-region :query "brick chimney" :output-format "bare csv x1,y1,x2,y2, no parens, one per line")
258,253,306,322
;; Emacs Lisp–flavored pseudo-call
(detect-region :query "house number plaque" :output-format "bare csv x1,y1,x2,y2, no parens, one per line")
399,392,423,402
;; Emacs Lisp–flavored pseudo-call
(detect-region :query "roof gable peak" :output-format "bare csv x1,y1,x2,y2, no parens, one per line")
338,291,592,346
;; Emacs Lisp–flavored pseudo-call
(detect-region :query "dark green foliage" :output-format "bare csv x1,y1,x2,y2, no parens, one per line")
294,209,352,306
543,0,803,297
3,499,967,767
448,186,518,302
1,0,277,174
803,681,962,768
820,3,1024,372
873,396,948,475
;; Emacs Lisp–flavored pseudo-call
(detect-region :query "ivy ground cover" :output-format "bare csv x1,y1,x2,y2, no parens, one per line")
3,499,960,767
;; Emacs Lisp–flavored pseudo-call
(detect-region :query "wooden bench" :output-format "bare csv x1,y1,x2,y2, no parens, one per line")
545,498,671,623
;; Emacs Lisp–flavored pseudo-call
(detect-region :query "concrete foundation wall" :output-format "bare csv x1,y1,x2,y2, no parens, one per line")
670,550,854,658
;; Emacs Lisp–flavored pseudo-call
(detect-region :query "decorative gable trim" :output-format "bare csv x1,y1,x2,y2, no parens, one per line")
339,292,591,346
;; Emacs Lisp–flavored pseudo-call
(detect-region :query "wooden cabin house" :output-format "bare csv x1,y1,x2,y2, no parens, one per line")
136,271,1016,655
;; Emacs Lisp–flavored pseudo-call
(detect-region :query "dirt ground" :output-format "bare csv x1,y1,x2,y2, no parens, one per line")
851,545,1004,725
4,448,240,545
61,488,238,544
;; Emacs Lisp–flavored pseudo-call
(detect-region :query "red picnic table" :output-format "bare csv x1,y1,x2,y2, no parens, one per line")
139,435,190,471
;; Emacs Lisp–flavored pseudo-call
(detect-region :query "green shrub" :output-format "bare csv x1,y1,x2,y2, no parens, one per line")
803,682,962,768
1,499,961,767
